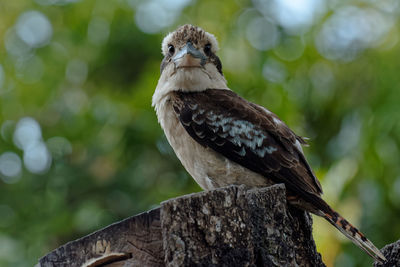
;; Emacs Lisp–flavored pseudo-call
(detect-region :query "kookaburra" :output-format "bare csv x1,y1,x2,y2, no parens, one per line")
152,24,386,263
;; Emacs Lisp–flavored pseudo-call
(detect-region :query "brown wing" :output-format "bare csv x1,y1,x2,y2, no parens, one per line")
248,102,323,193
172,89,330,213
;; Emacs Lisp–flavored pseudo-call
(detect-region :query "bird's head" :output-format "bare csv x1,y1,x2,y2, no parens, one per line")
155,25,228,96
160,24,222,75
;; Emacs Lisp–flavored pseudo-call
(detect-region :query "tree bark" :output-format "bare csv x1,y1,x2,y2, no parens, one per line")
161,184,324,266
374,239,400,267
38,184,327,266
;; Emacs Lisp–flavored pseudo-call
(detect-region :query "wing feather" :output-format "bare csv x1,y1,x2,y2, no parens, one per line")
171,89,327,211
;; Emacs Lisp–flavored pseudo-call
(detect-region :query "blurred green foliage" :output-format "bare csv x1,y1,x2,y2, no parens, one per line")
0,0,400,266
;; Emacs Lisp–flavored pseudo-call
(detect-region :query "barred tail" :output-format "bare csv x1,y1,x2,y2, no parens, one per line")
323,209,386,263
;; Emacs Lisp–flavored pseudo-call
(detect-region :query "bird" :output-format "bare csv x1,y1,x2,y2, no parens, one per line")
152,24,386,263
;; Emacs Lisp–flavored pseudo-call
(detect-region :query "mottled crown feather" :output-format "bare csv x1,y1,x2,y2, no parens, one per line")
161,24,219,56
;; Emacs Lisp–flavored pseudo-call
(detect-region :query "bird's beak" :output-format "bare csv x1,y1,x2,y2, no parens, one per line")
173,41,206,68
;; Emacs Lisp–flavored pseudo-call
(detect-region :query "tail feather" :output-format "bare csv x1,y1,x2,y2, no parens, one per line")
287,192,386,262
323,210,386,263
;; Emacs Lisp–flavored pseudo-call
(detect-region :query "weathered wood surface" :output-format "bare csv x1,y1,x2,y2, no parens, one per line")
38,208,163,267
38,184,326,266
162,184,325,266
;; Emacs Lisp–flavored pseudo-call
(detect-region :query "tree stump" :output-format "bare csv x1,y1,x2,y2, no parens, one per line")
38,184,326,266
161,184,324,266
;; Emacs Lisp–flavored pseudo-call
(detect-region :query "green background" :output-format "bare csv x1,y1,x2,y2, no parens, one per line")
0,0,399,266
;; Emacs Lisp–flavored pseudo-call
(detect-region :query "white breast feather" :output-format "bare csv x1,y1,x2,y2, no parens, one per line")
153,58,275,190
152,63,228,109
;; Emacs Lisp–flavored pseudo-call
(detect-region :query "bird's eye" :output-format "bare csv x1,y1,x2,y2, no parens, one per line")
168,45,175,55
204,43,211,55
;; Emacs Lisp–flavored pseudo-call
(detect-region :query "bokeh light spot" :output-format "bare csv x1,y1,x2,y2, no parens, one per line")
134,0,192,34
35,0,81,5
309,61,335,100
0,235,21,261
135,1,175,34
23,142,52,174
87,17,110,45
0,152,22,183
315,6,393,61
13,117,42,151
15,55,44,84
12,117,53,174
274,37,304,61
63,88,88,114
327,113,362,159
74,202,104,232
46,136,73,159
271,0,325,33
65,59,88,85
15,11,53,48
0,64,4,89
4,28,32,58
246,17,279,51
263,58,287,84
